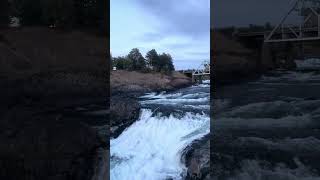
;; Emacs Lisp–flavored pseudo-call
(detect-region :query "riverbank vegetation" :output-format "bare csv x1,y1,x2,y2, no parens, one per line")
0,0,106,34
112,48,175,74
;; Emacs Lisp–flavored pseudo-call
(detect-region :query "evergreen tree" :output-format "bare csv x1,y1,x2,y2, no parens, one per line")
127,48,146,70
159,53,175,73
113,56,131,70
145,49,159,70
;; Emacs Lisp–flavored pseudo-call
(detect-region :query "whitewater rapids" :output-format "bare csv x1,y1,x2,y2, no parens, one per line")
110,84,210,180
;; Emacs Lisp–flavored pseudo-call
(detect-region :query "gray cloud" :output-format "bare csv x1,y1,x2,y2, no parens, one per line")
186,51,210,57
212,0,298,28
138,32,166,42
134,0,210,37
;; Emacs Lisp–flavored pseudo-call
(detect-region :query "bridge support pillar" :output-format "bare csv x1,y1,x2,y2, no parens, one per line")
261,43,275,71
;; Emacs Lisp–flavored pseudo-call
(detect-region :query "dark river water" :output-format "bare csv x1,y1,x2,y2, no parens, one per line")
214,58,320,180
110,82,210,180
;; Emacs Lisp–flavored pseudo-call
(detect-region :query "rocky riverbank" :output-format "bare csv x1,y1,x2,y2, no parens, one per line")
110,70,192,138
0,27,108,180
183,134,211,180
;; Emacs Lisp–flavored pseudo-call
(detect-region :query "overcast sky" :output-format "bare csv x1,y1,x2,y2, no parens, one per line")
212,0,300,28
111,0,210,70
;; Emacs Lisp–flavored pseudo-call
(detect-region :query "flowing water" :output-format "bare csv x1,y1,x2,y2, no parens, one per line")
214,59,320,179
110,82,210,180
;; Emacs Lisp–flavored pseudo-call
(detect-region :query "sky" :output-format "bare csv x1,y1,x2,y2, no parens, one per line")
212,0,301,28
111,0,210,70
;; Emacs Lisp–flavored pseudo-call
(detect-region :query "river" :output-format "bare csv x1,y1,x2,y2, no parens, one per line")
110,81,210,180
214,58,320,179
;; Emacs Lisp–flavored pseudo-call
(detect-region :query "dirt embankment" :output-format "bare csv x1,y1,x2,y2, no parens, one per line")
111,70,191,94
0,27,108,180
110,70,192,137
212,30,266,84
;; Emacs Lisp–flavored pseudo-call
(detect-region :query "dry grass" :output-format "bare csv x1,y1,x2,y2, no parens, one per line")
111,70,191,93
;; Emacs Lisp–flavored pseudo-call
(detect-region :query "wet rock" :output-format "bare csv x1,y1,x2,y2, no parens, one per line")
110,95,141,138
185,135,211,180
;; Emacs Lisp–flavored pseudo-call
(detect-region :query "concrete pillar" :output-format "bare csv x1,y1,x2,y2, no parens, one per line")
261,43,275,71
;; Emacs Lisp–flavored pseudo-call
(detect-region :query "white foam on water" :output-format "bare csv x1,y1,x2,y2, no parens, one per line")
140,97,209,105
181,92,209,99
295,58,320,70
110,109,210,180
202,80,210,84
259,71,320,83
183,105,210,110
140,92,183,99
193,84,210,88
140,92,209,100
140,89,209,105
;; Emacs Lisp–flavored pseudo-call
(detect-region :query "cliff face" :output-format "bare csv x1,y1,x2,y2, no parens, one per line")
0,28,108,180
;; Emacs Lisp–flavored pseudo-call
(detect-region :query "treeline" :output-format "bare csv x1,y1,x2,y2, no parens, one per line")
218,22,274,37
112,48,175,73
0,0,106,32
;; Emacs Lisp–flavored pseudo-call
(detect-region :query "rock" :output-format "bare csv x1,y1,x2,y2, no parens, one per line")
110,95,140,138
185,135,211,180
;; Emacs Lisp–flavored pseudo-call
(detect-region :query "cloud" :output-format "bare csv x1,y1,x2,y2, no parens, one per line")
138,32,166,42
111,0,210,69
134,0,210,37
212,0,298,28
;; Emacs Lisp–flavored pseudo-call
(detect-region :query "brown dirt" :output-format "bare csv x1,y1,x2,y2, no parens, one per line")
111,70,191,94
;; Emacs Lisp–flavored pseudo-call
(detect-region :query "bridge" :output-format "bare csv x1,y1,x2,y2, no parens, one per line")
181,60,210,83
233,0,320,70
237,0,320,43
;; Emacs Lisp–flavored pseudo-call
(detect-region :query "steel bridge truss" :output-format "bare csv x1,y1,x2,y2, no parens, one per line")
193,60,210,76
265,0,320,43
